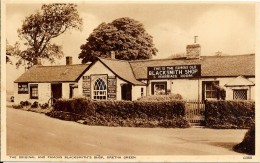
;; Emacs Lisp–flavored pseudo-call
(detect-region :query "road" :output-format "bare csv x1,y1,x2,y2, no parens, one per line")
6,108,247,155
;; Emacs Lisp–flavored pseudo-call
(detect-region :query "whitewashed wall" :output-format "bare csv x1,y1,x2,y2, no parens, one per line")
14,83,51,104
79,61,129,100
146,77,255,101
132,85,146,101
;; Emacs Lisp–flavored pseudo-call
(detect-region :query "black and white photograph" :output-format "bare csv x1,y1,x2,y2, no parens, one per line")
1,0,259,162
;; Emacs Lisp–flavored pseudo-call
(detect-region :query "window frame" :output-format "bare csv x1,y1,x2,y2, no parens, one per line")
202,81,219,101
30,84,39,99
233,89,247,100
151,81,167,95
93,77,107,100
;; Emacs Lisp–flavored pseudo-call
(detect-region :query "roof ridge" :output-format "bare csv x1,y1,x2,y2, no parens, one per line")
35,64,89,67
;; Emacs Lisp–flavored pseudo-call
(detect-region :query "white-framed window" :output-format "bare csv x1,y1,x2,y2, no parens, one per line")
93,78,107,100
205,83,217,99
233,89,247,100
202,81,219,100
151,82,167,95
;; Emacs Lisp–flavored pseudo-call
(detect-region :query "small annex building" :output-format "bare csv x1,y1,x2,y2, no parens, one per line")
14,45,255,104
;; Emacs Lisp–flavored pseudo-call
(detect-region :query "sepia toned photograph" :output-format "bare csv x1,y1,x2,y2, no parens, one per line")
1,0,259,162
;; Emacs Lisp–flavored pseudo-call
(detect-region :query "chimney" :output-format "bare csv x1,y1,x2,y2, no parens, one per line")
66,56,72,65
36,58,42,65
186,36,201,59
110,51,116,59
186,44,201,59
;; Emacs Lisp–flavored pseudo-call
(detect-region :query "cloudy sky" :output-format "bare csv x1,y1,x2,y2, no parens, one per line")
5,1,256,91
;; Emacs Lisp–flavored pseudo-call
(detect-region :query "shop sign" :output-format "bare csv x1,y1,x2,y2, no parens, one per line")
18,83,29,94
107,76,117,100
147,64,201,79
82,76,91,97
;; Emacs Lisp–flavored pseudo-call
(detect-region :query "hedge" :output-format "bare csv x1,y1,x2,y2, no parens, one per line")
47,98,189,128
205,100,255,129
233,124,255,155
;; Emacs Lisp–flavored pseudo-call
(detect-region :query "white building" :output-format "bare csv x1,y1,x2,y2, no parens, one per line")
14,44,255,104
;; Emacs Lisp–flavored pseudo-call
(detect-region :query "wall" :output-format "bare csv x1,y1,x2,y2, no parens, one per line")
14,83,51,104
79,61,128,100
146,76,255,101
132,85,146,101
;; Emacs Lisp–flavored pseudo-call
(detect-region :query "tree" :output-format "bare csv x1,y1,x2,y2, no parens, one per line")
79,17,158,63
14,3,82,68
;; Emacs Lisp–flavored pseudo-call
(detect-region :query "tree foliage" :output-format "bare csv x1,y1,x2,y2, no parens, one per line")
79,17,157,63
14,3,82,68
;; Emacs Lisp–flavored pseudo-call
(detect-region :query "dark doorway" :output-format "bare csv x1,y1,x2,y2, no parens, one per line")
51,83,62,100
121,84,132,101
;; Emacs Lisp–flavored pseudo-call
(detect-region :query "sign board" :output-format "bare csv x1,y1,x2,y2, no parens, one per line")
18,83,29,94
107,76,117,100
82,76,91,97
147,64,201,79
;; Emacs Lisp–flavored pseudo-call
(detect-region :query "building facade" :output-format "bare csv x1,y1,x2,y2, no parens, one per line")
14,45,255,104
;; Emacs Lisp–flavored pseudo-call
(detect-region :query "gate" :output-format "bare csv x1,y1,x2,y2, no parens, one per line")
185,100,205,126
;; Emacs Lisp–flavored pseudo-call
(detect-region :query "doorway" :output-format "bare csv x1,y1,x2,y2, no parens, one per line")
51,83,62,100
121,84,132,101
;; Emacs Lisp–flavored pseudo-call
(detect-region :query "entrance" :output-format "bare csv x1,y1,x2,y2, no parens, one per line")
185,100,205,126
50,83,62,105
121,84,132,100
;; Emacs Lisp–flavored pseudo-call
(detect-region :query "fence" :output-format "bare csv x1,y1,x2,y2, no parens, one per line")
185,100,205,126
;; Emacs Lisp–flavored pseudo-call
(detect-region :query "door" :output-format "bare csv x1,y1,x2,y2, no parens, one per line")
51,83,62,99
121,84,132,100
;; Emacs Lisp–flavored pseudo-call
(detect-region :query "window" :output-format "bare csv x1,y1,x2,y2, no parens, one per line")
151,82,167,95
18,83,28,94
233,89,247,100
141,87,144,96
202,81,219,100
93,78,107,100
30,84,38,99
205,83,217,98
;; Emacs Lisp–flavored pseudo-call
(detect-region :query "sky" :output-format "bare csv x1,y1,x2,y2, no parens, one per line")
5,1,257,91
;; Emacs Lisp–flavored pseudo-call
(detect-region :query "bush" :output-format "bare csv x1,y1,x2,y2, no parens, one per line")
50,98,188,128
137,93,183,101
205,100,255,129
233,124,255,155
12,104,23,109
31,101,39,108
40,103,49,109
20,101,31,107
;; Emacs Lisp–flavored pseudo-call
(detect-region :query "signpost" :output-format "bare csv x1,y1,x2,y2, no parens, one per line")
147,64,201,79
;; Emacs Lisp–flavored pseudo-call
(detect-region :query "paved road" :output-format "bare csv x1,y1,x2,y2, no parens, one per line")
7,108,247,155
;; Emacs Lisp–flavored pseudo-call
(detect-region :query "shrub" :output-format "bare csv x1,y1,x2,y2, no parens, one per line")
205,100,255,129
31,101,39,108
233,124,255,155
50,98,188,128
137,93,183,101
20,101,31,107
12,104,23,109
40,103,49,109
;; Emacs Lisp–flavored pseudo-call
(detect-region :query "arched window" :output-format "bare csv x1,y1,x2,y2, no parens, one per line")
93,78,107,100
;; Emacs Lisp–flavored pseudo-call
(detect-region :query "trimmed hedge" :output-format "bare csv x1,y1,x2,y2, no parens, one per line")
137,94,183,101
205,100,255,129
48,98,189,128
233,124,255,155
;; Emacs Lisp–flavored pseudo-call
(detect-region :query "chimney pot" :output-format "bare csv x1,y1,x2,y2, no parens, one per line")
110,51,116,59
66,56,72,65
36,58,42,65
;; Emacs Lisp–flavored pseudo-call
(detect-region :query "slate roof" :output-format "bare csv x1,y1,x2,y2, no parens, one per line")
98,58,145,86
14,64,90,83
129,54,255,79
225,76,255,87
